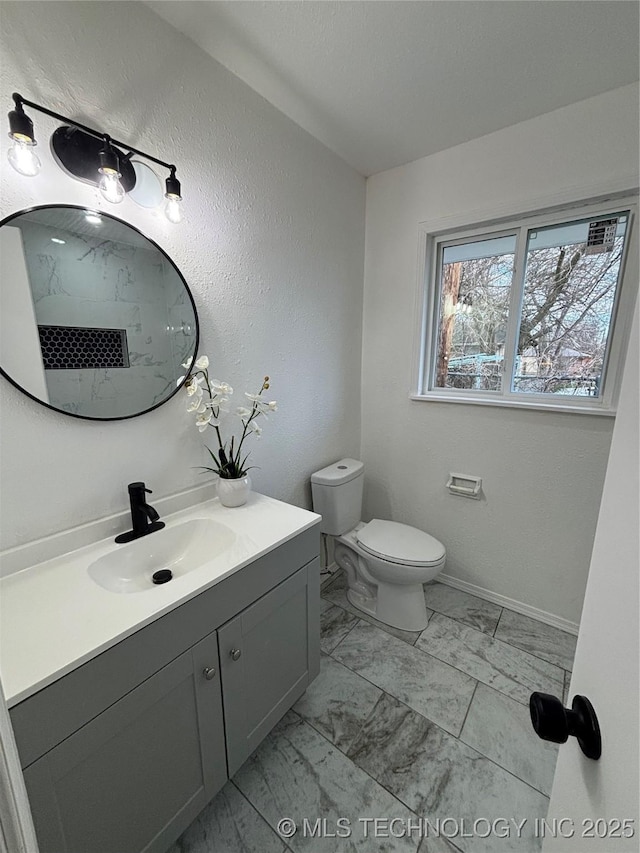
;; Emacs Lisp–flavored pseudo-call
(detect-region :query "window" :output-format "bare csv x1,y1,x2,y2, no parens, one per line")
419,200,636,413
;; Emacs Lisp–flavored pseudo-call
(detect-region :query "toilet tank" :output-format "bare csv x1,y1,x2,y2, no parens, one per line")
311,458,364,535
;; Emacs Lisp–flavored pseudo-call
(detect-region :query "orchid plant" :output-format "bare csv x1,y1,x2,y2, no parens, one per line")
181,355,277,480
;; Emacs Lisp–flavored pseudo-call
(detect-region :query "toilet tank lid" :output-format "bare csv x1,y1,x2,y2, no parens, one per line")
311,458,364,486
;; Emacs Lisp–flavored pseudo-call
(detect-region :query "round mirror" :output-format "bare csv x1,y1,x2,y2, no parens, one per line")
0,205,198,420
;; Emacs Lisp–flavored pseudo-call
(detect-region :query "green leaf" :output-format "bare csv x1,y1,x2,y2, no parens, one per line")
205,447,222,470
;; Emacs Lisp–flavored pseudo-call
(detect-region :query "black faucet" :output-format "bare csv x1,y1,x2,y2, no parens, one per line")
115,482,165,543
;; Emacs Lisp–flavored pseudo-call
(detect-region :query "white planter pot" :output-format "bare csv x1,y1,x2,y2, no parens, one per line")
217,475,251,507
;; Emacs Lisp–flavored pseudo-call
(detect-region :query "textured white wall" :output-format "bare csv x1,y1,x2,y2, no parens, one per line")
363,83,639,625
0,1,365,549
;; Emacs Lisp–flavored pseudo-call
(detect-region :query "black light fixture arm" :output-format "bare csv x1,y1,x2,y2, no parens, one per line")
11,92,177,175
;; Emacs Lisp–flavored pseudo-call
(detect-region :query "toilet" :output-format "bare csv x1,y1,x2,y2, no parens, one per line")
311,458,446,631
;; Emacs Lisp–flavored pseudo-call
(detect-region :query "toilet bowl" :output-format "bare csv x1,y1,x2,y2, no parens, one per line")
335,521,445,631
311,459,446,632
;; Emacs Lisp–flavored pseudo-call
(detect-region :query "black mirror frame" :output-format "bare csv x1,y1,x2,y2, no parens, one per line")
0,204,200,422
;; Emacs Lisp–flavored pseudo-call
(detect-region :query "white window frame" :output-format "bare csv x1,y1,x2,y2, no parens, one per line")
413,195,638,416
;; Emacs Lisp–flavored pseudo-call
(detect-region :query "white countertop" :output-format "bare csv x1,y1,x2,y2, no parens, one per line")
0,493,320,708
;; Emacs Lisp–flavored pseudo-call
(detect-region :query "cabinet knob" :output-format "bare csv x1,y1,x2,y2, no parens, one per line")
202,667,216,680
230,648,242,661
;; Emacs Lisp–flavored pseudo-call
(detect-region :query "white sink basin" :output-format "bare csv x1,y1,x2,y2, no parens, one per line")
88,518,236,594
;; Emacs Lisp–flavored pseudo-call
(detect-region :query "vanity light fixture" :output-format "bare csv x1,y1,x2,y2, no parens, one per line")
97,137,125,205
7,99,41,176
6,93,184,223
164,167,183,224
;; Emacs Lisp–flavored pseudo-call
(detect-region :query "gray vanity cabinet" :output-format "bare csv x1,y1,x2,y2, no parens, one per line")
21,630,226,853
9,524,320,853
219,567,311,775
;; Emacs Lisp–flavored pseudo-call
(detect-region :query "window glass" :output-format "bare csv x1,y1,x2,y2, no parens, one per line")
436,235,516,390
514,214,628,397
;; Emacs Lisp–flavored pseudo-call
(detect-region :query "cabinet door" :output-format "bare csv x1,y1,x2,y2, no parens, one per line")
219,565,313,775
23,630,226,853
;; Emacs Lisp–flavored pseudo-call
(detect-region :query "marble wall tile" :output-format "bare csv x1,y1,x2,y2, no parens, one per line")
17,219,194,417
322,571,429,644
460,684,559,796
423,583,502,635
233,711,419,853
347,694,548,853
167,781,286,853
293,654,382,752
332,621,476,736
320,604,359,654
494,610,577,672
416,614,564,705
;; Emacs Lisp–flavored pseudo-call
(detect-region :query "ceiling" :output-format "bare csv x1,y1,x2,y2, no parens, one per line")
147,1,640,176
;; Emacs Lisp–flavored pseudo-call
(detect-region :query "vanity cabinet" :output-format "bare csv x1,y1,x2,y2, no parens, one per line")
22,631,226,853
9,525,320,853
219,566,310,775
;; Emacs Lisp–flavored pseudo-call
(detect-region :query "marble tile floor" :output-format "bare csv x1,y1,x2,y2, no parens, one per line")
169,575,577,853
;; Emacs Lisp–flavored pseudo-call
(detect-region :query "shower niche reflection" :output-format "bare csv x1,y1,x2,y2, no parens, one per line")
0,205,198,420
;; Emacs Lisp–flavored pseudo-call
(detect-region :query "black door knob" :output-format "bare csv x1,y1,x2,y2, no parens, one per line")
529,692,601,760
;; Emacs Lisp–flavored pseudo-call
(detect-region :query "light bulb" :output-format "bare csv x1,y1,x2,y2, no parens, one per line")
164,193,182,224
98,170,125,204
7,136,41,177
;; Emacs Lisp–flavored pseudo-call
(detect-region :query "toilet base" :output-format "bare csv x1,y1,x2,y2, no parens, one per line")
347,581,429,632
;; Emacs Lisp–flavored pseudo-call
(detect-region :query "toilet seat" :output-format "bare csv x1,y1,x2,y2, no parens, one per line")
356,519,445,567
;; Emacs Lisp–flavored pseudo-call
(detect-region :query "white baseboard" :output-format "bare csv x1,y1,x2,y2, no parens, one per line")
438,573,580,636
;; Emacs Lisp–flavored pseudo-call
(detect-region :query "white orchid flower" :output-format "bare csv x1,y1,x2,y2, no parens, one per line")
181,356,193,370
185,371,276,465
211,380,233,395
185,378,201,397
186,397,206,413
210,391,230,409
196,412,213,432
176,375,185,387
243,394,278,417
195,355,209,370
